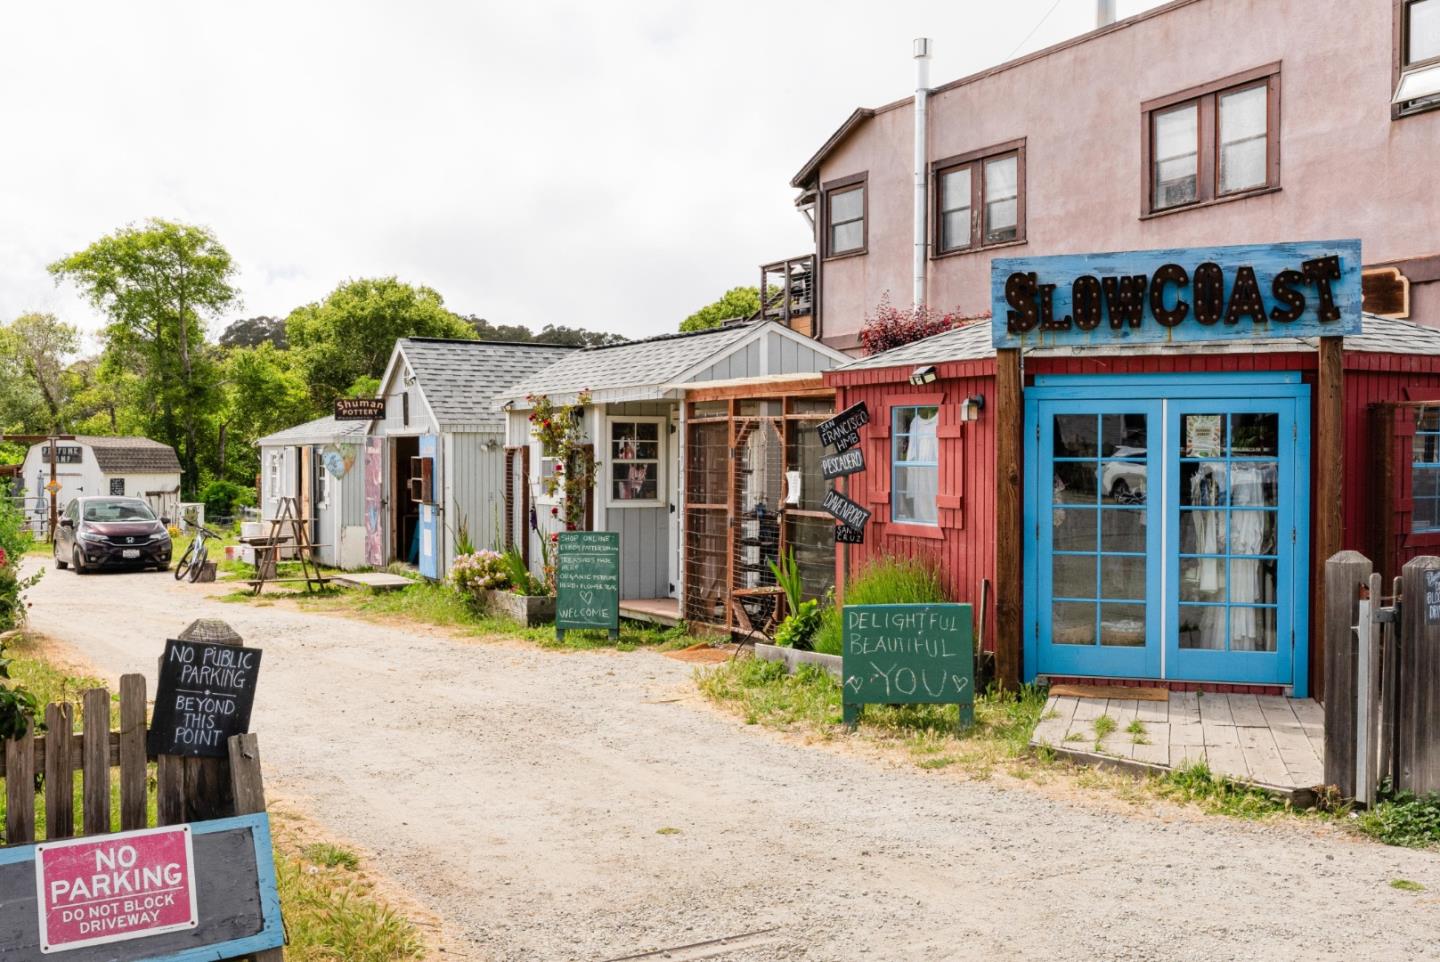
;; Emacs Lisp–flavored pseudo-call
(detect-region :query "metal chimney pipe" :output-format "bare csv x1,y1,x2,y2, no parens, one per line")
1097,0,1116,28
913,37,931,312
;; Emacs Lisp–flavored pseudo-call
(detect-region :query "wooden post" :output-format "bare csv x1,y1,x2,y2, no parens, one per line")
119,673,148,831
44,703,74,839
993,347,1023,690
1314,336,1344,699
81,688,111,836
1323,550,1370,796
1398,555,1440,795
229,732,285,962
5,721,35,845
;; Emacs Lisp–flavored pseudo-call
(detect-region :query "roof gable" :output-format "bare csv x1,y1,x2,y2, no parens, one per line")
398,339,581,431
70,436,182,474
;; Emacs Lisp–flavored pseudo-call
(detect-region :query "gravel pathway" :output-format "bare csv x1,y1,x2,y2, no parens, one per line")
25,561,1440,961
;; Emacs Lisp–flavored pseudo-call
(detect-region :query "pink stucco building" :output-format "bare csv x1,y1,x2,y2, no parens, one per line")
780,0,1440,351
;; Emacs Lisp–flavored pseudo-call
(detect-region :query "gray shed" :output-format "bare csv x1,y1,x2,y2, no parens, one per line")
256,415,369,567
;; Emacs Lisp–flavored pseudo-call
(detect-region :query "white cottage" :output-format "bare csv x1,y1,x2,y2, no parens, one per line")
19,436,182,529
495,320,849,622
256,416,369,568
365,338,581,579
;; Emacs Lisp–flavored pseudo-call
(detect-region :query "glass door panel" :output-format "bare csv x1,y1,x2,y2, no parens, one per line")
1037,400,1162,679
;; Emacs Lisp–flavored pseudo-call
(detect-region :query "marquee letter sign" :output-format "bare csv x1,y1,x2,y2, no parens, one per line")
990,239,1362,349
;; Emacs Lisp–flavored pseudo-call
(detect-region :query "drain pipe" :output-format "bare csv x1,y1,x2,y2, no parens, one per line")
913,37,931,311
1097,0,1116,28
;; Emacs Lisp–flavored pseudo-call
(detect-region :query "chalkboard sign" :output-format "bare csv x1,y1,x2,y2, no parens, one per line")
816,401,870,452
147,640,262,758
834,523,864,545
556,531,620,639
841,603,974,729
822,488,871,531
820,447,865,480
1426,569,1440,626
333,397,386,420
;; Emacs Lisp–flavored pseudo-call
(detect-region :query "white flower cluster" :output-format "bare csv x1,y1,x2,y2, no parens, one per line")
449,550,509,593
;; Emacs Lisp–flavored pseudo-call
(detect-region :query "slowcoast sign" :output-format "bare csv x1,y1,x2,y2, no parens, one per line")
991,239,1362,349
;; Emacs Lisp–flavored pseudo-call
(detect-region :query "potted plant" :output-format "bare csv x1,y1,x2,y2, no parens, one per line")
448,548,555,627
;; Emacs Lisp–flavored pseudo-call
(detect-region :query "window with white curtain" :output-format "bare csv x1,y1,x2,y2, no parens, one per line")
892,406,939,525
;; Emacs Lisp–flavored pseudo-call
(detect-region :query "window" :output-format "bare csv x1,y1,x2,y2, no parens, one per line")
932,140,1025,255
1143,65,1280,215
610,418,663,505
536,439,564,504
1396,0,1440,114
109,478,125,496
823,174,866,258
1413,407,1440,532
266,452,281,501
891,406,939,525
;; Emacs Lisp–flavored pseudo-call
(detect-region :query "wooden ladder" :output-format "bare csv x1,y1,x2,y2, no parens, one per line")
248,496,329,596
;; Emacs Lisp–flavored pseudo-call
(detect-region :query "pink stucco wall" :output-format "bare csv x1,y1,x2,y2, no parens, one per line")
814,0,1440,346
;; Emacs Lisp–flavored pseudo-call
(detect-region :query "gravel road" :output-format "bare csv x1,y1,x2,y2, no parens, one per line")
24,560,1440,961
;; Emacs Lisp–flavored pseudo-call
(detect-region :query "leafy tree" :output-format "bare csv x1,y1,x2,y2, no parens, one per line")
3,313,78,431
679,286,761,332
217,343,318,482
49,219,239,496
285,278,474,404
219,315,287,349
0,333,47,436
462,316,626,347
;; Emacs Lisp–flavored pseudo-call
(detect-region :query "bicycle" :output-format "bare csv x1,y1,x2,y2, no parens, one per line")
174,525,223,583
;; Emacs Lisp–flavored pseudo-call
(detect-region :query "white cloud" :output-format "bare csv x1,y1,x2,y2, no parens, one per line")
0,0,1164,341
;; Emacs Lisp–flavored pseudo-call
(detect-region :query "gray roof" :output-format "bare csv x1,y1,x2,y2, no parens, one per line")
73,436,181,474
401,338,581,430
256,415,369,448
497,324,756,405
837,313,1440,372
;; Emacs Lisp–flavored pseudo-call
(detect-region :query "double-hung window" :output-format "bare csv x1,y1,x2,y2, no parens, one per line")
1144,65,1280,215
610,418,663,505
823,174,866,258
1413,407,1440,532
892,406,939,525
933,141,1025,254
1396,0,1440,115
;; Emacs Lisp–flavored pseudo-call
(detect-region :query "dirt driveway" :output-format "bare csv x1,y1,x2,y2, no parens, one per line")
23,560,1440,961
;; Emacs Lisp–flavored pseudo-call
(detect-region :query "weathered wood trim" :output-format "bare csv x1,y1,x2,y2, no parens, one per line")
1314,336,1345,699
994,348,1024,690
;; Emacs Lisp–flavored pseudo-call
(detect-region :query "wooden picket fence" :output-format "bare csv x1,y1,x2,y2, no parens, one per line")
0,674,282,961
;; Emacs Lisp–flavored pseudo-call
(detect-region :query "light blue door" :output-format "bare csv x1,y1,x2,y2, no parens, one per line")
418,434,440,580
1166,399,1306,687
1033,400,1163,680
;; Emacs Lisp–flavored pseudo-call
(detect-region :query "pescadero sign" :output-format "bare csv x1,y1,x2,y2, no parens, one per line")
820,447,865,480
147,640,262,758
842,603,974,729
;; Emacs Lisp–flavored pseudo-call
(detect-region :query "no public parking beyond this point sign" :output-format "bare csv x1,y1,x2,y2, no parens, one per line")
35,825,198,954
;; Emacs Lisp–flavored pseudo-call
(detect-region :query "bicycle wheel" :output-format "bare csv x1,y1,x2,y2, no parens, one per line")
174,538,197,581
187,539,209,583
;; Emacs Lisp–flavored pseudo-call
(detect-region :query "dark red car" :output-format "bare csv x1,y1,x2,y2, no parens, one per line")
53,496,173,573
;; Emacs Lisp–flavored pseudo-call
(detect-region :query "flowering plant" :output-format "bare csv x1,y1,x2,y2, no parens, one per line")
859,294,988,356
449,550,510,594
526,389,596,532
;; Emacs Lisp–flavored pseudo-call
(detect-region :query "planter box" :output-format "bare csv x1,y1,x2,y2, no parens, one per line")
483,589,555,627
752,642,842,680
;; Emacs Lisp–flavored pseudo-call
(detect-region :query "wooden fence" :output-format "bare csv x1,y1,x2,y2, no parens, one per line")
0,674,282,961
1325,552,1440,803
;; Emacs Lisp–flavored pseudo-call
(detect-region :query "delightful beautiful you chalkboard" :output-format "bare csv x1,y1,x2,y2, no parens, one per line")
841,603,974,729
556,531,620,639
147,639,262,758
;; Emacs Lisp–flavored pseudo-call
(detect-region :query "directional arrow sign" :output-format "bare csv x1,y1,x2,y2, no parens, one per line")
822,487,871,531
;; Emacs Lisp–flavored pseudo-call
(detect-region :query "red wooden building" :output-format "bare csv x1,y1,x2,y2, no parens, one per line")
825,314,1440,698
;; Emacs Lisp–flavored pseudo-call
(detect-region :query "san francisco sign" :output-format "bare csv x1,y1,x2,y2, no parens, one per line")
991,239,1362,349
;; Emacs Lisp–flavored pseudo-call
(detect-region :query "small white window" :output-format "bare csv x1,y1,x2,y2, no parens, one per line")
267,452,282,501
534,440,564,505
609,418,664,506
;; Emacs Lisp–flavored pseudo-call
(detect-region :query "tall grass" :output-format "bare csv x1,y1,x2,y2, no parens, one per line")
811,555,949,655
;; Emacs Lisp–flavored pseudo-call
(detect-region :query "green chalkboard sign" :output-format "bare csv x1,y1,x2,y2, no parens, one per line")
841,603,974,729
556,531,620,639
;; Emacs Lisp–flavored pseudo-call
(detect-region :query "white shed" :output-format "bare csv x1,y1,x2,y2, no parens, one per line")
19,436,182,529
256,416,369,568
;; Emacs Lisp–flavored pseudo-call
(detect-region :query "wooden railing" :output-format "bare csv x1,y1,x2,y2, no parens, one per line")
754,255,815,332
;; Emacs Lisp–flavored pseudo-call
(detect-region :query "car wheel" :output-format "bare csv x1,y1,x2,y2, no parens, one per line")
72,546,89,575
54,544,68,570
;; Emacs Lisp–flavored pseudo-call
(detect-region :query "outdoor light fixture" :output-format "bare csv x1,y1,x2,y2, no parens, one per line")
909,365,938,386
960,394,985,422
502,399,515,412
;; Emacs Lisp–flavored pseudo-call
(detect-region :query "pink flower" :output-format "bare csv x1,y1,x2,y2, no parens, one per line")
0,547,8,567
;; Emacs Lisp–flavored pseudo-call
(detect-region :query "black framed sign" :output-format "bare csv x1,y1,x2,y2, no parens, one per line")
147,639,262,758
816,402,870,452
834,523,864,544
822,488,871,531
820,447,865,480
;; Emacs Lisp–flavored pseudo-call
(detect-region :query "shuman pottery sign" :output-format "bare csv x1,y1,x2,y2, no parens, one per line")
35,826,197,953
842,603,974,729
333,397,386,420
147,639,262,758
991,239,1362,349
556,531,620,640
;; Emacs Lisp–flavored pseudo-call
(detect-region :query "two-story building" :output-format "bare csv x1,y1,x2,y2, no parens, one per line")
765,0,1440,698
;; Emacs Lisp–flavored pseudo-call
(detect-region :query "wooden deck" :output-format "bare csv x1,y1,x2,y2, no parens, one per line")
618,597,682,627
1031,691,1325,800
329,572,414,593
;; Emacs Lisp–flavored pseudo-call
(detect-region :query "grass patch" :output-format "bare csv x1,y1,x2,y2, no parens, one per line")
1391,878,1426,892
1355,792,1440,849
655,826,681,836
810,557,949,656
304,842,361,871
1091,714,1117,749
1151,763,1291,819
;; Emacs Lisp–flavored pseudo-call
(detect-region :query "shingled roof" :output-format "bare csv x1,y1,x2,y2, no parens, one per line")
836,313,1440,373
496,324,758,406
397,338,581,431
74,436,182,474
256,415,369,448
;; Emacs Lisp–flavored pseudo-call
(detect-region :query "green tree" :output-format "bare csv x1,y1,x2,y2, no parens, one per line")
4,312,79,431
285,277,474,404
217,343,319,482
678,286,761,332
49,219,239,496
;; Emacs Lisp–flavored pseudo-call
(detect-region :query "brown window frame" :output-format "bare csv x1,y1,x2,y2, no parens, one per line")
1395,0,1440,118
1140,62,1281,219
930,138,1027,258
821,172,867,261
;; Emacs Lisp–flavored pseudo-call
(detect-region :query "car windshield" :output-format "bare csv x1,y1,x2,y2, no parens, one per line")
82,499,157,523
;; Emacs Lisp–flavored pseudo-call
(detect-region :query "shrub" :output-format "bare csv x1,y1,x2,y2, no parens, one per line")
499,546,549,596
811,555,949,655
774,598,824,650
1356,791,1440,848
200,479,254,520
859,295,987,356
449,550,510,595
0,483,41,634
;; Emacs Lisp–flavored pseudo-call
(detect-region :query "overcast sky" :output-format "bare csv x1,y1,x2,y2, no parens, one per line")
0,0,1164,348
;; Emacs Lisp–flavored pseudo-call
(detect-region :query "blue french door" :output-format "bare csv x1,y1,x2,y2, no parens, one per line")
1166,399,1304,686
1034,400,1163,679
1027,375,1311,694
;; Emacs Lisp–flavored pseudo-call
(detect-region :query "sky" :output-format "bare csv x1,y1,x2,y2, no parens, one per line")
0,0,1165,350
